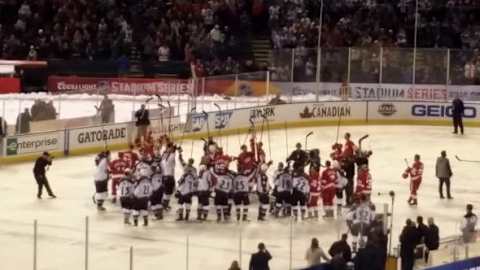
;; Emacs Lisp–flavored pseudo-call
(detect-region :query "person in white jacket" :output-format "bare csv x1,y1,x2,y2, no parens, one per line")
94,151,111,211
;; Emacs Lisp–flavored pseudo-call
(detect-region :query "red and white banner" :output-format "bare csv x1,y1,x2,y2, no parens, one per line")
0,77,20,93
48,76,193,95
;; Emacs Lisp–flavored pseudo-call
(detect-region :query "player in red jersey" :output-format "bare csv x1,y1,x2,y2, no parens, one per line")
307,166,321,219
122,144,139,169
250,130,266,164
109,152,128,203
355,164,372,200
141,131,155,158
321,160,338,218
402,154,424,205
330,143,343,161
237,144,257,175
342,132,358,160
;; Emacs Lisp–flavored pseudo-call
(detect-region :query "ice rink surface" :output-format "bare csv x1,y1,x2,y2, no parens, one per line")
1,124,480,270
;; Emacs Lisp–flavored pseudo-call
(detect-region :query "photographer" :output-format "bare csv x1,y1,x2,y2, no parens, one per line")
134,104,150,142
33,152,56,199
249,242,272,270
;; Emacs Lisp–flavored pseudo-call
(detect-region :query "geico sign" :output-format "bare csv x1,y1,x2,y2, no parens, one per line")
411,105,477,118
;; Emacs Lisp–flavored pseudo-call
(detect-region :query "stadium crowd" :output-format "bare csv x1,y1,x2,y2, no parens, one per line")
0,0,255,76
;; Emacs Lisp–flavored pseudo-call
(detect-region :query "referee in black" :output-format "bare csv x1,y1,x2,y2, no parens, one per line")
33,152,56,199
452,96,465,135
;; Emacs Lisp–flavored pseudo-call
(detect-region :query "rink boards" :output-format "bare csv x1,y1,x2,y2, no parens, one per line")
1,100,480,163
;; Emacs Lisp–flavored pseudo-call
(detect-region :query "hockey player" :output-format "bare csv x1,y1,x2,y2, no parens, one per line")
109,152,128,203
342,133,357,206
142,131,155,158
176,154,197,221
161,143,177,210
335,164,348,216
255,162,272,221
330,143,343,161
212,170,234,222
308,149,321,172
321,160,337,218
237,144,257,175
135,151,153,179
132,175,153,226
117,169,134,224
273,162,293,217
196,164,213,220
402,154,424,205
307,166,321,219
346,194,376,251
123,144,139,169
94,151,111,211
287,143,309,174
250,132,266,165
355,164,372,200
292,170,310,221
150,164,164,220
233,169,255,221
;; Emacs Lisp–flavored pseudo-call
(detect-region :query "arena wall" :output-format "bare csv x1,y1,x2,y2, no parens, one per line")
2,100,479,164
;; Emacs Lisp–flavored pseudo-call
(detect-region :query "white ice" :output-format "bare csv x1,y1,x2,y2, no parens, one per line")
1,124,479,270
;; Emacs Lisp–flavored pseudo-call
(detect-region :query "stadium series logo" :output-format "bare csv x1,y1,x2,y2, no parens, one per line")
378,103,397,116
6,138,18,155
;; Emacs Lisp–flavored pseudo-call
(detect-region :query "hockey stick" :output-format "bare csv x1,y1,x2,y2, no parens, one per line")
264,114,272,161
358,134,369,153
202,110,210,139
455,155,480,163
404,158,409,167
214,103,223,148
305,131,314,151
166,101,172,139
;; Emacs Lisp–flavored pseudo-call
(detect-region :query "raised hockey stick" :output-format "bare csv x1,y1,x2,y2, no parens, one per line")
305,131,314,151
264,114,272,161
404,158,409,167
358,134,369,149
202,110,210,139
455,155,480,163
214,103,223,148
166,101,172,138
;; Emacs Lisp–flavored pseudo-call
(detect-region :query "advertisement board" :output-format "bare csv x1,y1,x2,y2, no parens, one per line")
68,123,130,149
273,82,480,101
0,77,21,93
4,131,65,156
150,116,182,138
48,76,193,95
368,101,480,123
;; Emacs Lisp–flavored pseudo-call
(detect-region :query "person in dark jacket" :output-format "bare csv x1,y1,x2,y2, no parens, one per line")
452,96,465,134
328,233,352,263
33,152,56,199
435,150,453,199
287,143,308,173
249,243,272,270
16,108,31,134
424,217,439,263
134,104,150,142
416,216,428,244
354,239,383,270
400,219,418,270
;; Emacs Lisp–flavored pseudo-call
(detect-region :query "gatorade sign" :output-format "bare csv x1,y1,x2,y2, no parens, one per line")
69,124,130,149
5,132,64,156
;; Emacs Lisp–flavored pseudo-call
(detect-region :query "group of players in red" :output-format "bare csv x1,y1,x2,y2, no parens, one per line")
101,129,424,226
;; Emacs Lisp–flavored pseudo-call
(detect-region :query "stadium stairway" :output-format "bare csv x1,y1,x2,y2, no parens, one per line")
251,38,272,67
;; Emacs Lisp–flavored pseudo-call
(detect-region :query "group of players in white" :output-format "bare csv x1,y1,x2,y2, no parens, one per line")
91,130,424,248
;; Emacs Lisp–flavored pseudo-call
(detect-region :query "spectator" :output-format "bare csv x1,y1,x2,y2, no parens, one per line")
268,93,287,105
424,217,439,263
158,43,170,62
210,25,224,45
328,233,352,263
27,45,37,60
16,108,31,134
416,216,429,245
435,150,453,199
400,219,418,270
461,204,478,243
134,104,150,143
97,94,115,123
249,242,272,270
0,117,7,138
354,239,384,270
305,238,329,267
228,260,241,270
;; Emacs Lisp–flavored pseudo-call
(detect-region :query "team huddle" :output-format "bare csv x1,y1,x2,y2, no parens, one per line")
91,130,424,237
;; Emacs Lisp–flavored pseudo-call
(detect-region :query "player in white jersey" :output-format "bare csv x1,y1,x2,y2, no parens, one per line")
150,164,164,220
345,195,375,251
233,170,255,222
161,143,177,210
292,171,310,221
94,151,111,211
255,163,272,221
132,175,153,226
117,169,134,224
212,170,234,222
196,164,213,220
135,158,153,179
176,154,197,221
273,162,293,217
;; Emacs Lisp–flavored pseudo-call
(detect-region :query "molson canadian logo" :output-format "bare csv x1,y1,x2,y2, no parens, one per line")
299,104,351,119
378,103,397,116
